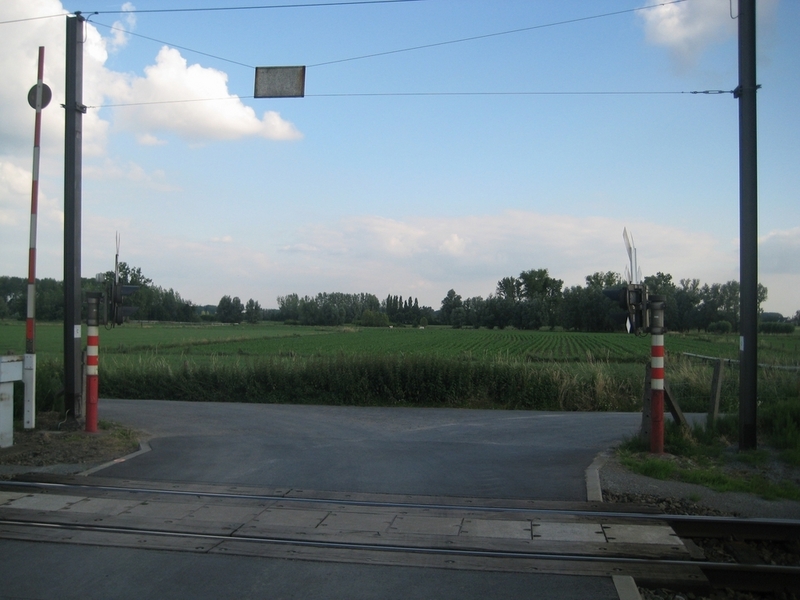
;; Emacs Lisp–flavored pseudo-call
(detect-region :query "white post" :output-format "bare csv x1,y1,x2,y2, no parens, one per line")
23,354,36,429
0,356,24,448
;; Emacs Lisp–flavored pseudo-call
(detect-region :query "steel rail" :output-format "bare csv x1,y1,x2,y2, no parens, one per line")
3,479,800,540
1,516,799,593
0,516,791,571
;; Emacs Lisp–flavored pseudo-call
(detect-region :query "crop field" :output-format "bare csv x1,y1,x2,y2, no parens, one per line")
1,320,798,416
2,320,799,365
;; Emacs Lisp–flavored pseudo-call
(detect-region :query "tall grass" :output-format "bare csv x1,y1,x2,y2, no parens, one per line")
94,353,645,411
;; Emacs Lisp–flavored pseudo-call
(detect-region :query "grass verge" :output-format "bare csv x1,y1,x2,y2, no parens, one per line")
618,417,800,502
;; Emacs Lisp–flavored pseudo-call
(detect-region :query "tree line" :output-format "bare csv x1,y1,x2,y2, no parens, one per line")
2,264,794,333
437,269,775,333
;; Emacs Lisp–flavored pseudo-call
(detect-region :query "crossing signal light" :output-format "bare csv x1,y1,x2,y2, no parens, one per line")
110,281,139,325
603,284,648,334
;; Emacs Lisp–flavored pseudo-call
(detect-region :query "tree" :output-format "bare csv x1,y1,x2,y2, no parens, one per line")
518,268,563,328
496,277,521,302
277,294,300,321
217,295,244,323
673,278,701,332
360,309,389,327
585,271,622,290
439,289,462,326
245,299,262,324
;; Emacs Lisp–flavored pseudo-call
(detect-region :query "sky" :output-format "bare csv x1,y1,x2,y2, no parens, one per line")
1,0,798,315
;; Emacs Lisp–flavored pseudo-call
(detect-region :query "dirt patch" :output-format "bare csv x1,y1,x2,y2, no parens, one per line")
0,412,140,478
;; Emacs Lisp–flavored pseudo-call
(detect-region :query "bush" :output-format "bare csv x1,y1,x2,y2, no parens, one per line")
707,321,732,334
759,322,795,334
761,400,800,450
360,310,390,327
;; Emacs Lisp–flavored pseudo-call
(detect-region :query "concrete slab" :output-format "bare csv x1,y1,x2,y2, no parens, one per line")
61,497,141,515
602,524,684,546
460,518,531,539
532,522,606,543
188,503,268,523
0,491,26,505
390,515,462,536
6,494,85,511
120,501,198,519
318,511,394,534
246,507,329,529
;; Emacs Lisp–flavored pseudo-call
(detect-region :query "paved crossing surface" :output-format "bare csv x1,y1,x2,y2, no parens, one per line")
0,401,649,599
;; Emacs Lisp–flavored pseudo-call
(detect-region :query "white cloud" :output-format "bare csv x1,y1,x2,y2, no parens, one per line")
638,0,779,69
83,158,180,192
108,3,137,51
760,227,800,275
277,211,739,303
135,132,167,146
112,47,303,143
0,1,300,160
639,0,736,67
0,161,32,226
440,233,467,257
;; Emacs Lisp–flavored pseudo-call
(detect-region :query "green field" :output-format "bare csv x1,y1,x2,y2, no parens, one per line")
1,320,798,417
3,320,799,364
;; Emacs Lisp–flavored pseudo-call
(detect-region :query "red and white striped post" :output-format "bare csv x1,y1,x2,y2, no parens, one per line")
649,295,667,454
85,293,102,433
24,46,51,430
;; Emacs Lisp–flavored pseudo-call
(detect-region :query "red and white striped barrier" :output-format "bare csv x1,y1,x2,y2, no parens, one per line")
648,295,667,454
23,46,48,430
85,324,99,433
650,333,665,454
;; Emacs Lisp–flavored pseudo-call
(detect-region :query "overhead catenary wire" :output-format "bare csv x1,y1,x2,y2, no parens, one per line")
12,0,721,113
308,0,688,67
84,0,688,75
86,0,426,15
0,0,421,27
88,89,734,109
90,20,255,69
0,13,65,25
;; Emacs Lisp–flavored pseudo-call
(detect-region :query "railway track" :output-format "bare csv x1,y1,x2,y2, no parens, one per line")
1,476,798,595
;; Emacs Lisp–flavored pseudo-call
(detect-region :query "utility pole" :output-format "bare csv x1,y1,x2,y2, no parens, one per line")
64,14,85,419
736,0,758,450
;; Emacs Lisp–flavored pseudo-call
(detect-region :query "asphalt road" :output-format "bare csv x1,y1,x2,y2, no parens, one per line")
1,401,642,600
99,400,642,501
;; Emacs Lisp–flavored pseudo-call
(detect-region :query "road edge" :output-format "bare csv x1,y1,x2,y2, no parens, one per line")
78,440,152,476
587,450,642,600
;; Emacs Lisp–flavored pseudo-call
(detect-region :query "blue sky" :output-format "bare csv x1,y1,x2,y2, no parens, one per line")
1,0,798,315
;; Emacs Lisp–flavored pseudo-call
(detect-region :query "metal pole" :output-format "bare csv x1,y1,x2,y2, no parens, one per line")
24,46,47,430
737,0,758,450
649,295,666,454
64,15,85,420
85,292,101,433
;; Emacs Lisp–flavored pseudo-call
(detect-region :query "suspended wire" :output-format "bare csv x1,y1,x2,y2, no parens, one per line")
87,0,425,15
91,20,255,69
308,90,731,97
90,97,255,109
0,13,65,25
88,89,734,109
308,0,688,67
88,0,687,74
